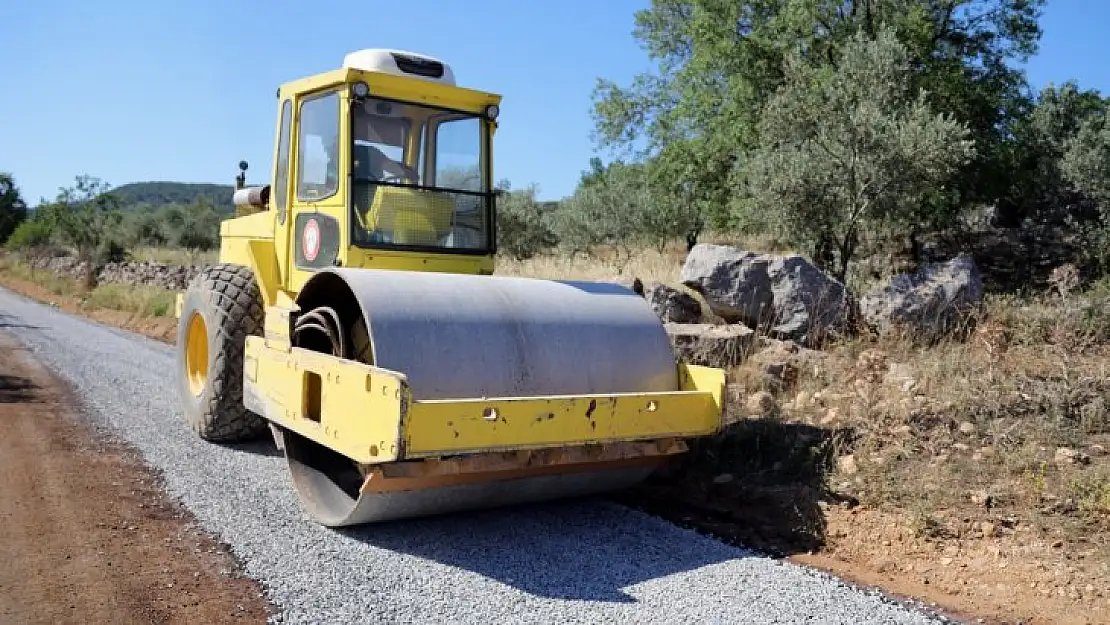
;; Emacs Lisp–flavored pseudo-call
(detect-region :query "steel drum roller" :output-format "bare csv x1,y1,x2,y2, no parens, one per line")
284,268,680,526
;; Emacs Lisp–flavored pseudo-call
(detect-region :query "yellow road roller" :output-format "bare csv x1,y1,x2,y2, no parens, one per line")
174,48,726,527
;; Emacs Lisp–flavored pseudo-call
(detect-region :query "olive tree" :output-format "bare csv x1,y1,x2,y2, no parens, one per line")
0,173,27,245
743,29,976,282
46,175,126,288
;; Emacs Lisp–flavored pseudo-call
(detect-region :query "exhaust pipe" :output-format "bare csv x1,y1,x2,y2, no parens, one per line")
233,185,270,209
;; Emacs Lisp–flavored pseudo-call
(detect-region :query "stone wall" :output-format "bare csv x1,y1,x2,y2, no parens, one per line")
26,253,203,291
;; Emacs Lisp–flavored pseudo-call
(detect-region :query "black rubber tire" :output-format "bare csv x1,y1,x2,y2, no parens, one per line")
176,263,268,442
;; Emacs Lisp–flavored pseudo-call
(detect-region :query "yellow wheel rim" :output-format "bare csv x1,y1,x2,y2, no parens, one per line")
184,311,209,396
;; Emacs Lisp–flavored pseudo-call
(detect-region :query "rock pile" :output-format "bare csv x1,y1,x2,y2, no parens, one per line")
97,262,203,291
605,244,984,413
26,253,203,291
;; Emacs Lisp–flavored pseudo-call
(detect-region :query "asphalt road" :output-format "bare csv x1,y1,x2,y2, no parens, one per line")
0,286,953,625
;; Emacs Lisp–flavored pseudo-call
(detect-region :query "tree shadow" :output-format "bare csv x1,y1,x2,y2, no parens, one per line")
0,374,38,403
335,493,748,603
0,312,41,330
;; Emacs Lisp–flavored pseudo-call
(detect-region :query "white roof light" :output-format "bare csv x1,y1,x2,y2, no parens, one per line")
342,48,457,86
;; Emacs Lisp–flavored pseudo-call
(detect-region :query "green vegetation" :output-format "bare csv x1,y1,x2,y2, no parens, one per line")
0,173,27,245
3,176,225,275
109,181,236,214
0,255,176,318
479,2,1110,286
4,3,1110,285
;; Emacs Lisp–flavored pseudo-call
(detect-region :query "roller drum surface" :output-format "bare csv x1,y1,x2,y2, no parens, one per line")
289,269,681,525
326,268,679,399
284,428,660,526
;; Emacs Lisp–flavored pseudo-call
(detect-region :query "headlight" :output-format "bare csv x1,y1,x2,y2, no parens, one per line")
485,104,499,120
352,81,370,98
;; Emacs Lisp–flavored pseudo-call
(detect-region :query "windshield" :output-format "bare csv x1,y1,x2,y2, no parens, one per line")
350,96,491,253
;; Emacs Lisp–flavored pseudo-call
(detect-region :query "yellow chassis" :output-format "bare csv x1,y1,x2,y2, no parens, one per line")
241,335,725,466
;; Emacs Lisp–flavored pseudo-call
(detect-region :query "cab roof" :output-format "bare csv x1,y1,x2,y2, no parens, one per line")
276,48,502,113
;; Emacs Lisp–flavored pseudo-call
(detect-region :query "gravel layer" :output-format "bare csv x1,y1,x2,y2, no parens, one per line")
0,287,951,625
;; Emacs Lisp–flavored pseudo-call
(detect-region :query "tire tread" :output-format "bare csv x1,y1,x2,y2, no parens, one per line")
181,263,267,442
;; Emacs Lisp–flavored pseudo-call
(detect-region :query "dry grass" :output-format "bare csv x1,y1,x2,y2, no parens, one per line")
497,232,795,284
0,256,177,318
128,246,217,267
497,247,685,283
720,286,1110,543
83,283,176,318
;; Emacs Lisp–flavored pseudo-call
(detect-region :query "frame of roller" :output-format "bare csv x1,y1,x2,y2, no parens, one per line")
173,48,726,527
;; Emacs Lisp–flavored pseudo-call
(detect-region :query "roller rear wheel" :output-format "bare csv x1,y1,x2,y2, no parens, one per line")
176,263,268,442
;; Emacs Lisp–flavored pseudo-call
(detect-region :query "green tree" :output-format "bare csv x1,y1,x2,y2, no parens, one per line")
551,160,687,267
47,175,126,288
495,183,559,260
0,173,28,245
1057,111,1110,272
1063,115,1110,208
124,208,170,247
743,29,975,282
1000,81,1109,226
176,197,223,250
591,0,1045,231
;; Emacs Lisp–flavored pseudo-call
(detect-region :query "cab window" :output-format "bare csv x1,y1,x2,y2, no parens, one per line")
296,90,340,201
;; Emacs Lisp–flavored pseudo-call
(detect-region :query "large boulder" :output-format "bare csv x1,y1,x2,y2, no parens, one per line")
680,244,853,345
859,254,983,340
680,245,773,324
765,254,854,343
665,323,756,368
645,282,702,323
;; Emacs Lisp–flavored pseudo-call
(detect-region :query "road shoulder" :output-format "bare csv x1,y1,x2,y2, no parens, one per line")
0,331,273,624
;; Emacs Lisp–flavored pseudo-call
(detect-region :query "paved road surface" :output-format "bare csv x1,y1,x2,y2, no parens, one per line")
0,286,952,624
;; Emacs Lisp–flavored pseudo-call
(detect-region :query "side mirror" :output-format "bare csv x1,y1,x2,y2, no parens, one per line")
235,160,249,190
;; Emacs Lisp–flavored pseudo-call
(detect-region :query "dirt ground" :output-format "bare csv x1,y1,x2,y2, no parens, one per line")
624,464,1109,625
0,331,272,624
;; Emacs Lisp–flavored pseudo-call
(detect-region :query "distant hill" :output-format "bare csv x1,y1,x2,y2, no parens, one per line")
110,182,236,214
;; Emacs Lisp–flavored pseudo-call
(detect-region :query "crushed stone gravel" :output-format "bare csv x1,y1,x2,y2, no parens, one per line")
0,287,953,625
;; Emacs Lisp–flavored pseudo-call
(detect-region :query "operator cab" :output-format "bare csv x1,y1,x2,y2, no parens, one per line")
349,94,489,251
230,48,503,291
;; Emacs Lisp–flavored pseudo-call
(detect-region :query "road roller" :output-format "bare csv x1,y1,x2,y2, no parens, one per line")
173,48,726,527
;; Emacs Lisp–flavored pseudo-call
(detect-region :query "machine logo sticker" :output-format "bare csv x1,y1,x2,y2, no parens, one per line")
302,218,321,262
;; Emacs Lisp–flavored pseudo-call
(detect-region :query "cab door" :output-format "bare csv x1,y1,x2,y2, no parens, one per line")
286,86,349,293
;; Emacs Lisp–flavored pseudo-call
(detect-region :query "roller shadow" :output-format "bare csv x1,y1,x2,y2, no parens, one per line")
335,492,745,603
224,439,284,458
613,420,851,559
0,374,38,403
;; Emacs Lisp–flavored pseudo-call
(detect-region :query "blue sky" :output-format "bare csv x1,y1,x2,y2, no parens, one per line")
1,0,1107,206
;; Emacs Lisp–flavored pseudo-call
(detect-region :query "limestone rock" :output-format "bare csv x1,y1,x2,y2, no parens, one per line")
859,254,983,341
680,244,853,345
645,282,702,323
745,391,777,417
665,322,756,368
